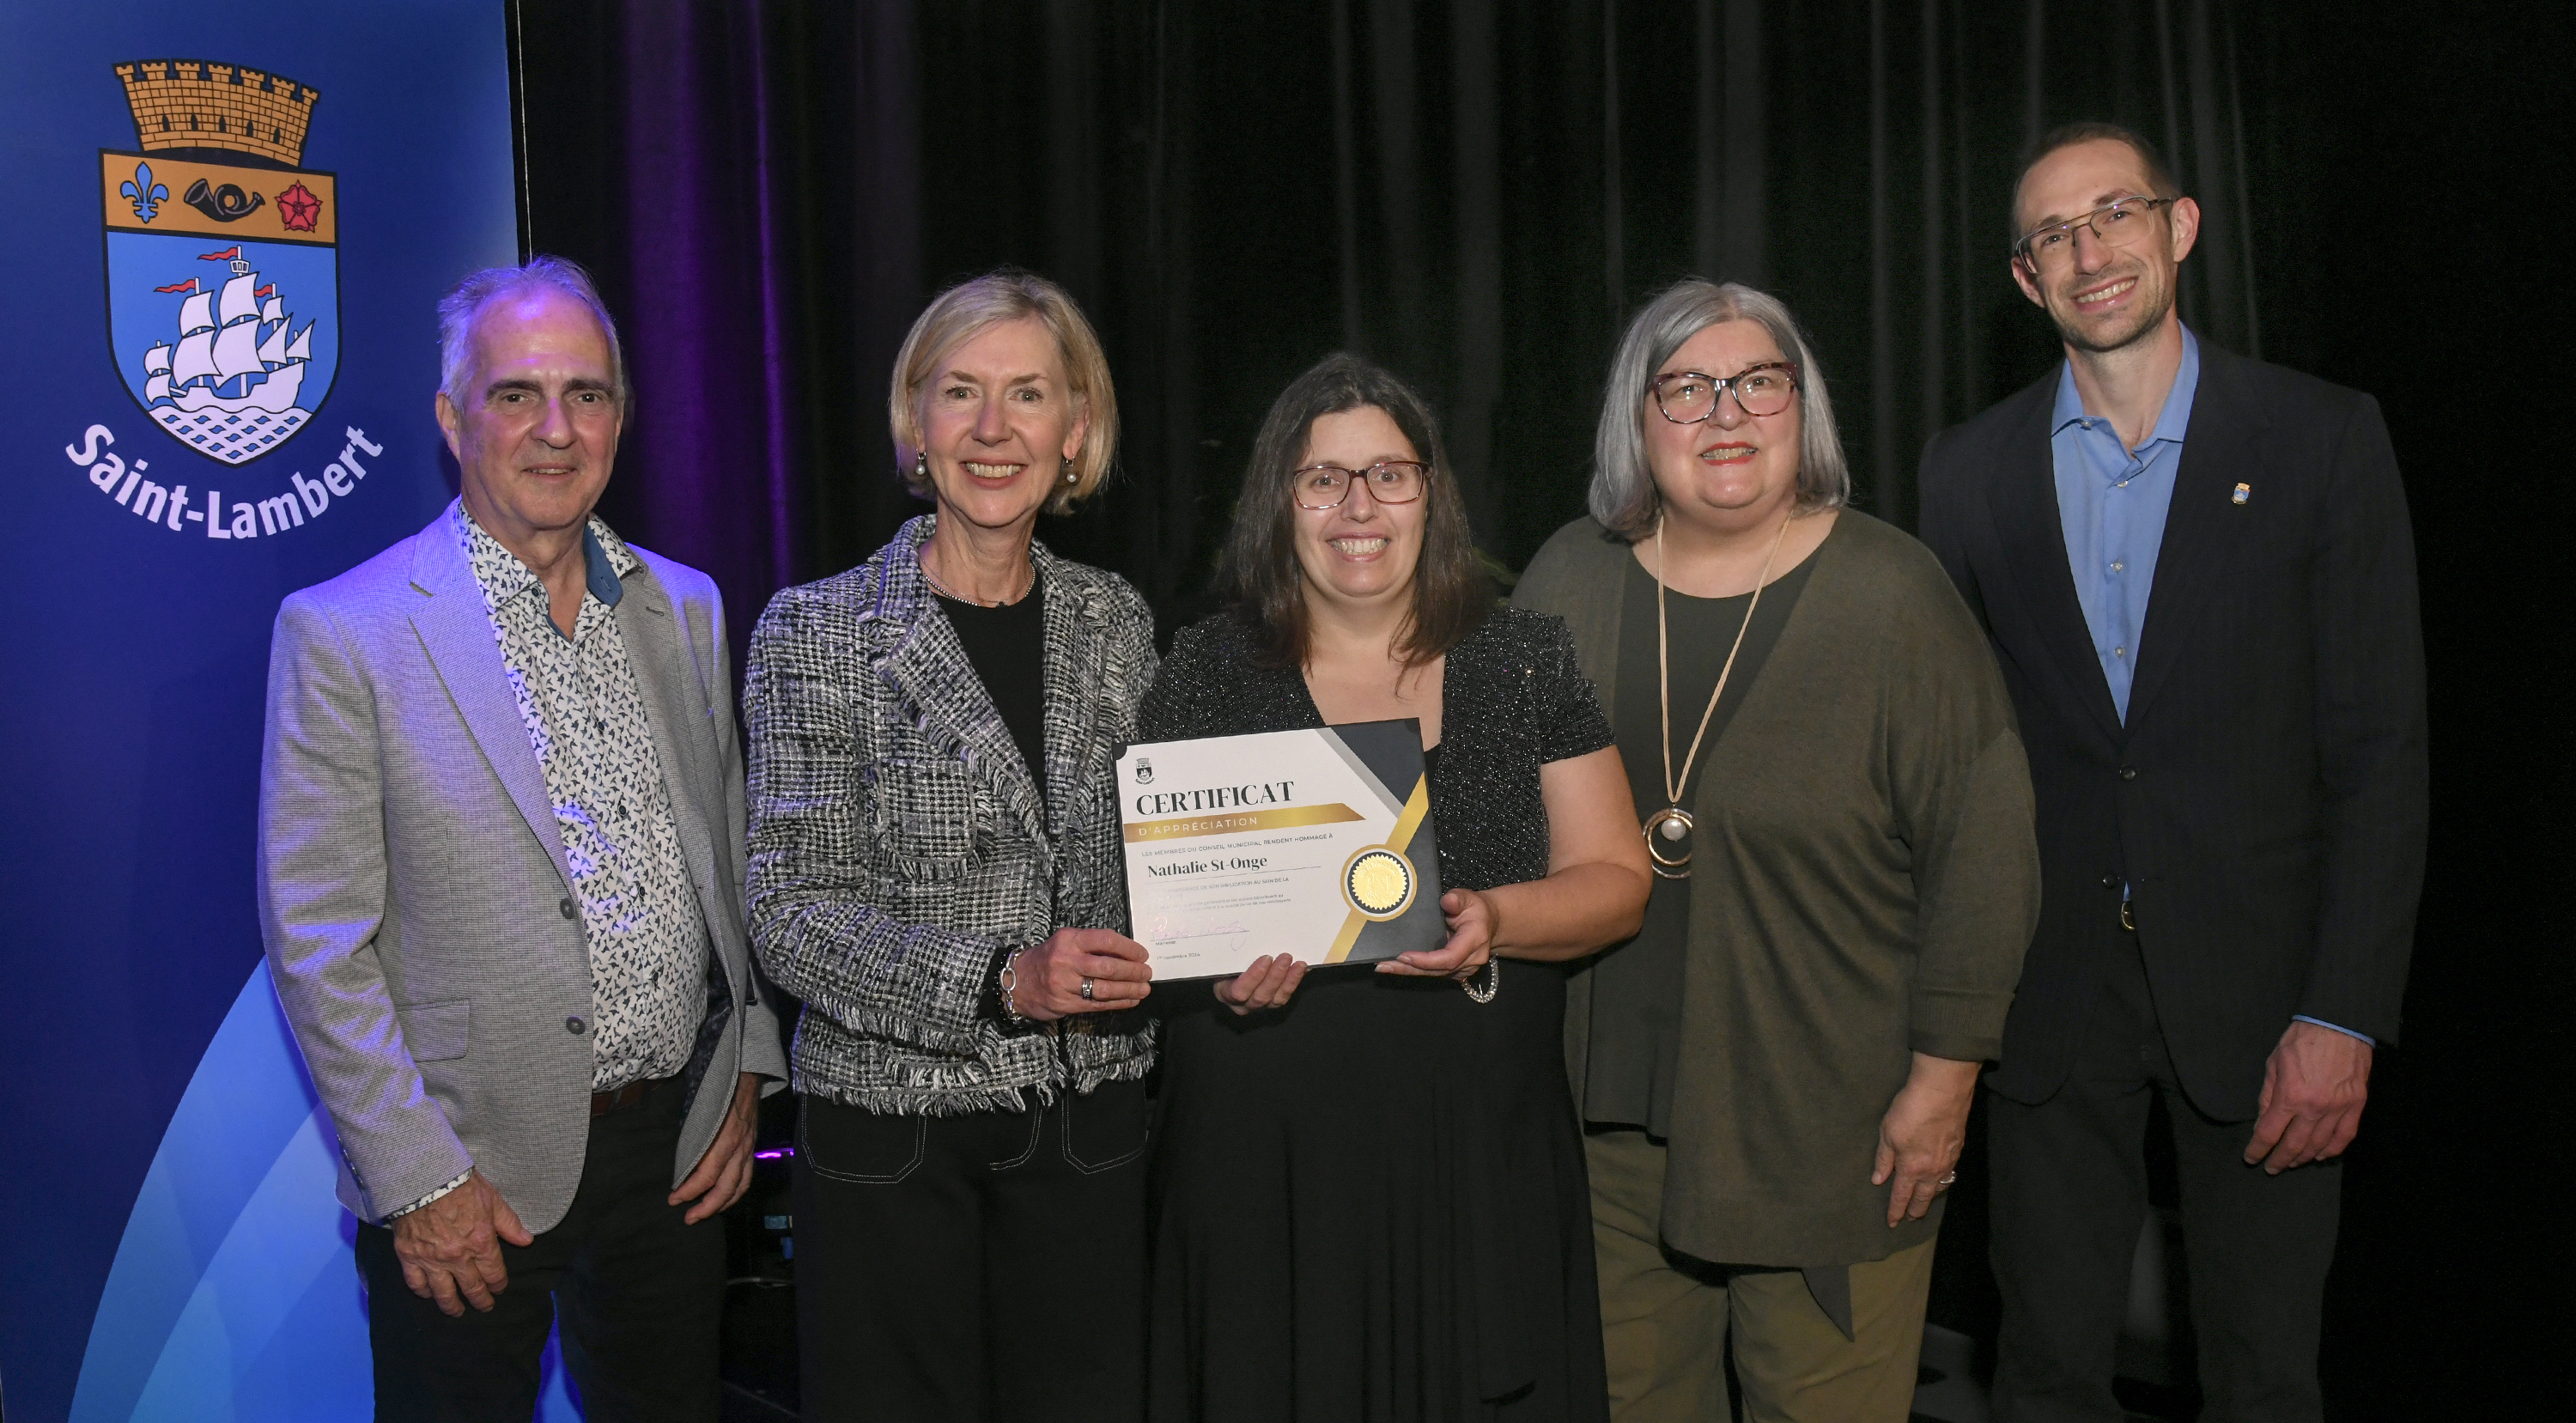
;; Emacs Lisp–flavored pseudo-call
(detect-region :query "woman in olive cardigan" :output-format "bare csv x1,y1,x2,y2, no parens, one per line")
1514,279,2039,1422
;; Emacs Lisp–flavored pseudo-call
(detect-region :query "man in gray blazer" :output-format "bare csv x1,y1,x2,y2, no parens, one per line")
259,256,785,1421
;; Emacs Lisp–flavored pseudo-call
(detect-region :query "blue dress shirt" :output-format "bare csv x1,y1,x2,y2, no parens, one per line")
2050,328,2368,1046
2050,326,2197,723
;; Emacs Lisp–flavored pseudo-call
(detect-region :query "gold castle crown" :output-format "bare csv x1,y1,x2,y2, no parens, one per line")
115,59,321,168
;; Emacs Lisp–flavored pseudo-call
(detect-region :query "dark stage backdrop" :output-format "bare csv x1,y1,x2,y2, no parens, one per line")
512,2,2565,1416
517,0,2309,635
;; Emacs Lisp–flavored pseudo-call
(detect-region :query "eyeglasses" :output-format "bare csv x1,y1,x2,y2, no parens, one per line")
1291,459,1431,509
1649,362,1800,423
2014,196,2175,271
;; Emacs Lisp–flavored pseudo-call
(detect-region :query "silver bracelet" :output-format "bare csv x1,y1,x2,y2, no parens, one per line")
998,947,1030,1025
1461,958,1499,1004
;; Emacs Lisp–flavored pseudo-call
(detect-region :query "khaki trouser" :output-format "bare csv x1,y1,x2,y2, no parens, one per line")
1587,1128,1935,1423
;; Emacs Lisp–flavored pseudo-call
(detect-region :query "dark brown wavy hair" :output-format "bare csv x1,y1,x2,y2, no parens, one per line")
1218,353,1492,671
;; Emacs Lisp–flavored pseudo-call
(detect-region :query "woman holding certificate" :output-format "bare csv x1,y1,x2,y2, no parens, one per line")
743,271,1159,1422
1514,280,2039,1420
1140,354,1652,1422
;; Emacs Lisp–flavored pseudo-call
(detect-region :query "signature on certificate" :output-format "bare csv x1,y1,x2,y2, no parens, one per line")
1150,914,1249,942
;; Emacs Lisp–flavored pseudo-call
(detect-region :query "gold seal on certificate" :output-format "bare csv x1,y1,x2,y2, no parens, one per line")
1340,848,1417,919
1119,720,1446,979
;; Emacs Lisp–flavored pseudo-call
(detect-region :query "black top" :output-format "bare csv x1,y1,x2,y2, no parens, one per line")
934,571,1052,1022
933,570,1048,788
1589,550,1815,1136
1138,604,1614,1422
1917,341,2426,1116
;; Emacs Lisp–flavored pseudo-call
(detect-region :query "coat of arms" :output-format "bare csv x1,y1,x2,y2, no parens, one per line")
100,60,337,466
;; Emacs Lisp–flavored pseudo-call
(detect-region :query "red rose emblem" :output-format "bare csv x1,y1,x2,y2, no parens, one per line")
276,181,324,233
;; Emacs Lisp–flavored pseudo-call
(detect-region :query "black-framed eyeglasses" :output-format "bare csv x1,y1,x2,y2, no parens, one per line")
2013,196,2175,271
1649,362,1800,423
1291,459,1431,509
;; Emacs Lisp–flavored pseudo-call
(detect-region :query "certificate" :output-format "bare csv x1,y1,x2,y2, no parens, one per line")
1117,720,1448,979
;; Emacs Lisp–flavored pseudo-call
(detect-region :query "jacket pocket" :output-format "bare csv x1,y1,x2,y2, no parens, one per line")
1060,1076,1150,1175
799,1098,927,1184
402,999,471,1063
862,756,982,876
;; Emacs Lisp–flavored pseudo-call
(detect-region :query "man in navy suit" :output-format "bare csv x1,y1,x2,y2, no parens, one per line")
1917,124,2426,1423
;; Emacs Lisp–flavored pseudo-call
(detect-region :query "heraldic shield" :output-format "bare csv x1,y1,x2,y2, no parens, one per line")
100,60,338,467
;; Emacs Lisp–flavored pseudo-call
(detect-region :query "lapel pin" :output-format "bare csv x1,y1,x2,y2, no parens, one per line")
2232,483,2251,505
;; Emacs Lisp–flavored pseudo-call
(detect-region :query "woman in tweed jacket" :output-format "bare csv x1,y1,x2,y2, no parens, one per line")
744,271,1158,1423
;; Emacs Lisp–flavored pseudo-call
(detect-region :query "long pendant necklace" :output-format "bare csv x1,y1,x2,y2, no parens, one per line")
1645,510,1792,879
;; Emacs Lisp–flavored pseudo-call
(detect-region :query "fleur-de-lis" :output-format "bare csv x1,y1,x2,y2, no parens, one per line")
121,161,169,223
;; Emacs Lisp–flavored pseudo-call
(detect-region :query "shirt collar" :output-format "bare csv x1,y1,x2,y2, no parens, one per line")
2050,324,2203,450
582,520,638,606
455,502,637,611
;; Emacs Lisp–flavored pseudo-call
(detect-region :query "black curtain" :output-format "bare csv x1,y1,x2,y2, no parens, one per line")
515,2,2567,1414
520,0,2307,623
899,0,2288,606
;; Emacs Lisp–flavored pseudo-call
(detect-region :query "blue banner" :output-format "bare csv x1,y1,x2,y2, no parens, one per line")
0,4,529,1417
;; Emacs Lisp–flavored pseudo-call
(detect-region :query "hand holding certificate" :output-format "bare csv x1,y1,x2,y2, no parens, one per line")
1118,720,1447,981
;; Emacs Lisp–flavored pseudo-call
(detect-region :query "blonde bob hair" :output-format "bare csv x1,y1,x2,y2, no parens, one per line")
888,268,1119,516
1589,278,1850,540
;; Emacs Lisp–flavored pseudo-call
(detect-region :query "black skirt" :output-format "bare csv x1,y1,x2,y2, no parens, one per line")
1148,962,1605,1422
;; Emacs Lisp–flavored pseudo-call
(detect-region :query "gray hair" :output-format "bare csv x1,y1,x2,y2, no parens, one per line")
436,255,629,416
1589,279,1850,539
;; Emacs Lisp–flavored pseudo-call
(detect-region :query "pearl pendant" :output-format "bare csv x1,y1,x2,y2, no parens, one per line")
1643,806,1694,879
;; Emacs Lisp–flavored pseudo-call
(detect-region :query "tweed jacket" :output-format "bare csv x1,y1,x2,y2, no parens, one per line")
258,503,787,1232
744,515,1158,1114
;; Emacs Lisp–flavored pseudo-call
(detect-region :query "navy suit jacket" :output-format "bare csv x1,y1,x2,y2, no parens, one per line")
1917,341,2426,1120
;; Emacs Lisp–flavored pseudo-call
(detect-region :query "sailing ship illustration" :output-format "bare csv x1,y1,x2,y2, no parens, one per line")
137,248,316,455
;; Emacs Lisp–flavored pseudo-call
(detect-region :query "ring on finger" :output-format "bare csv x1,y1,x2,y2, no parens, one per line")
1080,976,1096,1001
1935,1171,1958,1189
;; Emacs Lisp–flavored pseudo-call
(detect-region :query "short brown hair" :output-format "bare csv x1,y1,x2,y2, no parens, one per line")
2010,121,2184,245
1218,353,1492,671
887,268,1118,515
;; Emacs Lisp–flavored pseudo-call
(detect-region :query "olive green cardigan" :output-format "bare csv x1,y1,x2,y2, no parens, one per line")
1516,510,2039,1267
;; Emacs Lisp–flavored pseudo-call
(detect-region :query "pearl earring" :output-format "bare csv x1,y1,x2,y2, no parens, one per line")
1064,458,1077,483
914,452,927,479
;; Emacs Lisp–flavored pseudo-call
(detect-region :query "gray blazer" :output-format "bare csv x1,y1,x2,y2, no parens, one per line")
744,516,1156,1115
258,502,787,1231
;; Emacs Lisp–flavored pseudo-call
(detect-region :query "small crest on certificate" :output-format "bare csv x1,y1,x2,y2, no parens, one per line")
1133,757,1154,785
1341,847,1418,921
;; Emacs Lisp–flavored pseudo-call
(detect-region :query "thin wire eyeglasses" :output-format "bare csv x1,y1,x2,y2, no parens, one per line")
1650,362,1800,423
2014,196,2175,271
1291,460,1431,510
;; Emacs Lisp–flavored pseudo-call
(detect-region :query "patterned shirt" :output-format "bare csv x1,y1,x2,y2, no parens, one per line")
459,505,708,1092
